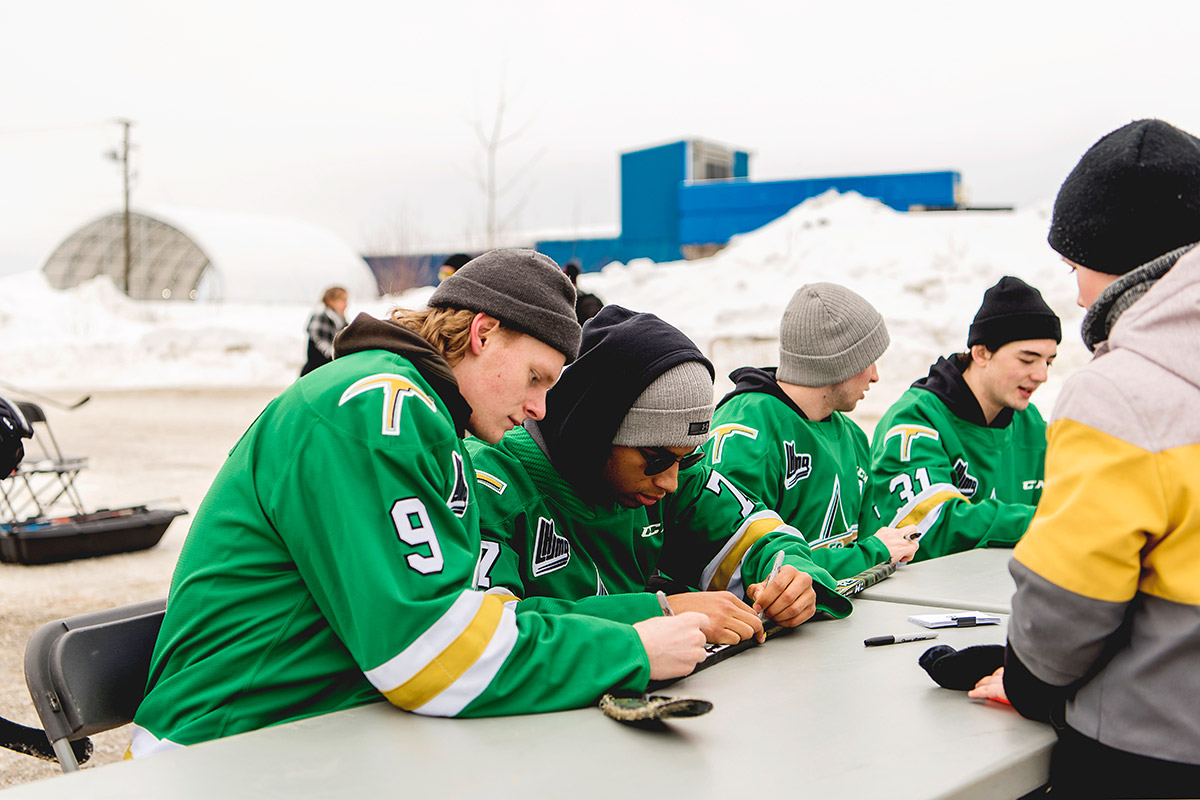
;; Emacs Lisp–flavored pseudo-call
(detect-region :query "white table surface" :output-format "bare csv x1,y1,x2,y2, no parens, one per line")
9,598,1049,800
856,548,1017,614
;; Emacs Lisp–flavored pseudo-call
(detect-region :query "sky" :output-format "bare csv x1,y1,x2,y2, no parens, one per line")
2,0,1199,275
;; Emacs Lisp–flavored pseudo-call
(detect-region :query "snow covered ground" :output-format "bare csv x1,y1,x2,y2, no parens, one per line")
0,190,1090,424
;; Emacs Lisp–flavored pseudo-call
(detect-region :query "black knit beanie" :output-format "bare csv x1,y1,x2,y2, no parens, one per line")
428,249,581,362
967,276,1061,349
1049,119,1200,275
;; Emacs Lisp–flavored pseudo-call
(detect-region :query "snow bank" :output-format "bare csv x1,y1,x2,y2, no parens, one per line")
0,191,1088,422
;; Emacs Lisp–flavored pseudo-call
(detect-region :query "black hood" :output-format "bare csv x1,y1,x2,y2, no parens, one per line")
532,305,714,502
913,355,1013,429
718,366,811,420
333,312,473,435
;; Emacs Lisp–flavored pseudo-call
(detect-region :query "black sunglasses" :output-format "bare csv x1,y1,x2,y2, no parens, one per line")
638,447,705,476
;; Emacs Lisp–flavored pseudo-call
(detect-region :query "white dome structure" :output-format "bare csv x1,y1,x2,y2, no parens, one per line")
40,205,379,303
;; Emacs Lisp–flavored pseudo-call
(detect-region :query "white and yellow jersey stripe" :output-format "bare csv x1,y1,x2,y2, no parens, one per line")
363,589,518,717
700,510,797,598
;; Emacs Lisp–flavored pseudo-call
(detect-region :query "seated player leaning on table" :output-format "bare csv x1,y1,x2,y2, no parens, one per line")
861,276,1060,562
702,283,918,581
970,118,1200,797
130,251,709,758
467,305,851,647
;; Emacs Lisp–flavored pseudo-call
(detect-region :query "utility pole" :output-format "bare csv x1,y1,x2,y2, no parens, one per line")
106,119,135,295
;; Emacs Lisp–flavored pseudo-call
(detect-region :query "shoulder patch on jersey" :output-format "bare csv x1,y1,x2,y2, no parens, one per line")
707,423,759,463
339,373,438,436
883,424,940,462
447,451,470,517
783,441,812,489
475,470,508,495
531,516,571,577
952,458,979,498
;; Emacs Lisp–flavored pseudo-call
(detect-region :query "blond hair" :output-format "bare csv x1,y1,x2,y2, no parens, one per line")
389,307,511,366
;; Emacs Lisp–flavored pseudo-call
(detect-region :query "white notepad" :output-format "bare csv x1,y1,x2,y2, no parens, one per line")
908,611,1001,628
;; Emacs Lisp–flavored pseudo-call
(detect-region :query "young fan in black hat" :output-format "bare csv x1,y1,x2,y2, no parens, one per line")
862,275,1061,561
966,118,1200,797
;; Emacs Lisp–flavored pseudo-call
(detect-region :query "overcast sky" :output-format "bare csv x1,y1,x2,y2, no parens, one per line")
2,0,1198,275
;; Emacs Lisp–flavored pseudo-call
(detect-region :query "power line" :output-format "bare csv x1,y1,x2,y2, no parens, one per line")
0,121,112,137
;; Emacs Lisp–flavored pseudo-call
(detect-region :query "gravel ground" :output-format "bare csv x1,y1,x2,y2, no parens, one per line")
0,388,282,789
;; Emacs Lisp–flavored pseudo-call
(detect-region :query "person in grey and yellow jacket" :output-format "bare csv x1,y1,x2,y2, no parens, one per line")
969,118,1200,798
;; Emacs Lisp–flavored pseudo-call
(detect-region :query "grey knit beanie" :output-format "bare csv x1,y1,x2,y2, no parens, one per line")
778,283,890,387
428,248,582,362
612,361,715,448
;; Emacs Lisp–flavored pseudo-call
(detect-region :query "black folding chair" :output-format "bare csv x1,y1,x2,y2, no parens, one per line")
23,598,166,772
0,401,88,521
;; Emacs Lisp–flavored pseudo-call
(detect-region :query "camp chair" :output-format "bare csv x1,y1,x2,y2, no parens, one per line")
0,401,88,521
23,598,166,772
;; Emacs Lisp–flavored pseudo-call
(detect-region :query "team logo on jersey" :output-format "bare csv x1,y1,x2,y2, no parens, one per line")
447,451,469,517
1023,479,1044,491
810,475,858,549
952,458,979,498
783,441,812,489
706,423,758,463
883,424,940,462
531,516,571,577
641,523,664,538
856,465,868,494
475,470,508,495
339,373,437,436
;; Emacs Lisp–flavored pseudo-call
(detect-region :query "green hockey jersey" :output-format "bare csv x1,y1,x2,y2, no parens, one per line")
862,356,1046,562
133,323,651,754
705,367,891,580
467,424,851,621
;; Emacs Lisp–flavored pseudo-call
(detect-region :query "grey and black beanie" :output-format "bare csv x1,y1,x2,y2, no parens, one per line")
612,360,715,449
778,283,890,387
428,248,581,362
1049,119,1200,276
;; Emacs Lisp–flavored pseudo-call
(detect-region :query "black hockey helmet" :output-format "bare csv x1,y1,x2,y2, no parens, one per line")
0,396,33,476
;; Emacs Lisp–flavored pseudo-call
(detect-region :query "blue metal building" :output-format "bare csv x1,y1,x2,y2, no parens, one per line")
537,138,961,272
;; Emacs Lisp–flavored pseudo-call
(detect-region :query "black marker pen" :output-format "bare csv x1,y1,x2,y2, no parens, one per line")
864,632,939,647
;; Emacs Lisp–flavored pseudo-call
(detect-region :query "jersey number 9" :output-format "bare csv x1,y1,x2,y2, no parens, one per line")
390,497,444,574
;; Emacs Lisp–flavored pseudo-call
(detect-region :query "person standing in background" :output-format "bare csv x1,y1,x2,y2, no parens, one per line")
300,286,349,377
438,253,471,282
564,259,603,325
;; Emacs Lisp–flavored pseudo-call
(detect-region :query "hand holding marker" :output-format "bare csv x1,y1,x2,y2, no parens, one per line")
757,550,786,622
